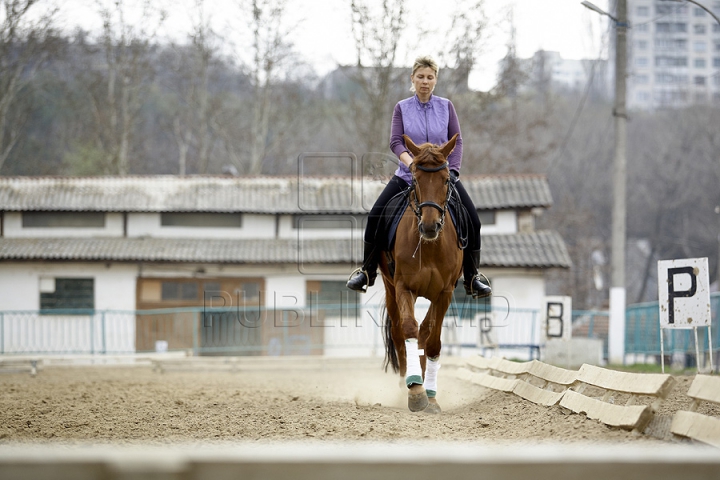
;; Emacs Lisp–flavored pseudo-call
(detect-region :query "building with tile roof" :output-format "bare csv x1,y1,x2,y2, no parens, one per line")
0,175,570,356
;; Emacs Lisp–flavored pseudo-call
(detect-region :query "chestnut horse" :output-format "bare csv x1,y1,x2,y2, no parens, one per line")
380,133,463,414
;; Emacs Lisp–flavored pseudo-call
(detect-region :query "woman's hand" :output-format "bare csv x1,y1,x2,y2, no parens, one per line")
399,151,413,168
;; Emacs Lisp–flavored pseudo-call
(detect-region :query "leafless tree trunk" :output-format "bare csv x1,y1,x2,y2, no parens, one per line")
348,0,406,154
0,0,56,172
83,0,165,175
165,0,220,175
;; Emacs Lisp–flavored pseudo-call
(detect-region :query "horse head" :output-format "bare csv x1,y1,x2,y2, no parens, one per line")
403,134,458,241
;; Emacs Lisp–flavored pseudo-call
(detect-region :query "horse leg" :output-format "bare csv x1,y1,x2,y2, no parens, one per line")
420,291,453,414
396,287,427,412
383,282,406,379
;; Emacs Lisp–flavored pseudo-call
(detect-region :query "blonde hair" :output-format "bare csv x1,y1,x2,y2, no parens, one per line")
410,56,439,92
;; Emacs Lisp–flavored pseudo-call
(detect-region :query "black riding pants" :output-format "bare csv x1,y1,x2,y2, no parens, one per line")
364,175,482,251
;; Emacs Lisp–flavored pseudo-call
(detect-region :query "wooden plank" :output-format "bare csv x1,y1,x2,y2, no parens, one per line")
576,364,675,398
471,374,518,393
492,358,532,376
560,390,652,430
671,410,720,448
465,356,493,372
685,375,720,405
528,360,577,386
513,380,565,406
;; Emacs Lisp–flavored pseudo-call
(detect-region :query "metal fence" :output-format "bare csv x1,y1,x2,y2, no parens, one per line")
0,302,541,357
571,293,720,362
3,295,716,359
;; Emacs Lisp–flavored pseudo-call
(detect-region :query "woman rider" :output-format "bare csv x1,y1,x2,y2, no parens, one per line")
347,55,491,299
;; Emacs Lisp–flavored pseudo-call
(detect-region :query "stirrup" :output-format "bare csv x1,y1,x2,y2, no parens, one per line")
464,273,492,299
347,267,370,293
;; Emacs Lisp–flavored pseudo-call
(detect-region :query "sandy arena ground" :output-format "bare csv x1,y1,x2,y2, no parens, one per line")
0,358,715,445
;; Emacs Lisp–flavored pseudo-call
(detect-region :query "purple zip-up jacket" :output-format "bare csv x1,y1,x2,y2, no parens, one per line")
389,94,463,184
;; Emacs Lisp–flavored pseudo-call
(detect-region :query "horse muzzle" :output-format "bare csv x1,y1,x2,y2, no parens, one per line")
418,221,442,241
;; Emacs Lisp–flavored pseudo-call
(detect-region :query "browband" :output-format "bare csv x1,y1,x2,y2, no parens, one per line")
414,161,448,173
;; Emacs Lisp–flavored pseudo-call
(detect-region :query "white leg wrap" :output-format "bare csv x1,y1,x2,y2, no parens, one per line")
405,339,423,387
424,357,440,398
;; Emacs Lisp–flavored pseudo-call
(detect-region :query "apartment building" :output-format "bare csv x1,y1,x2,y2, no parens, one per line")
627,0,720,109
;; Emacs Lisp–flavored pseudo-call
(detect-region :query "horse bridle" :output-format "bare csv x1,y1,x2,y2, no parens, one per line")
410,160,451,229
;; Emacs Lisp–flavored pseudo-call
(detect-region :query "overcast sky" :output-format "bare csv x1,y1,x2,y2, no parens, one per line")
59,0,612,91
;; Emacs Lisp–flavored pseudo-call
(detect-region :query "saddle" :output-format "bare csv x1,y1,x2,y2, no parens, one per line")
374,183,471,253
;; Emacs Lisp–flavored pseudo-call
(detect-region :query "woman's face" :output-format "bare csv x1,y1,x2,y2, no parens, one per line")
411,67,437,97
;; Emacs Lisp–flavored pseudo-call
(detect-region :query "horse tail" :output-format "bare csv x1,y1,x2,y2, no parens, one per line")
382,303,399,373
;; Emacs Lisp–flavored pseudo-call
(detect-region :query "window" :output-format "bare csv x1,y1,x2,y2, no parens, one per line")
22,212,105,228
40,278,94,312
160,213,242,228
292,214,367,229
636,23,650,32
636,57,649,67
695,58,707,67
694,75,706,85
655,38,688,51
636,91,651,102
634,74,650,84
694,24,707,34
713,24,720,33
478,210,496,226
637,6,650,16
655,56,688,66
694,41,707,52
161,281,199,301
694,7,706,16
637,40,648,50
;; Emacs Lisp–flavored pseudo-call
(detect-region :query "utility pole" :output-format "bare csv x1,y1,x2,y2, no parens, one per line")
582,0,627,364
608,0,628,366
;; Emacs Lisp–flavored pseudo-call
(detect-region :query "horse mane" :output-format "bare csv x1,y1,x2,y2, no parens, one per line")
412,144,447,169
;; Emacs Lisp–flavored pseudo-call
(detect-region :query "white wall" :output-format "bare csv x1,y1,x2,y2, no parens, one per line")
3,212,124,238
276,214,362,240
0,263,138,353
127,213,276,239
480,210,517,235
0,263,137,311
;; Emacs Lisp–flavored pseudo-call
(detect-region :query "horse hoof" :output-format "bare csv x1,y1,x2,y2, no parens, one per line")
423,402,442,415
408,390,429,412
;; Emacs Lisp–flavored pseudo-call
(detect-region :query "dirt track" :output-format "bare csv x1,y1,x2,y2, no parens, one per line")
0,359,712,445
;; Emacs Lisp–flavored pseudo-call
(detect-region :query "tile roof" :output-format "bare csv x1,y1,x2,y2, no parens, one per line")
0,231,570,268
0,175,552,213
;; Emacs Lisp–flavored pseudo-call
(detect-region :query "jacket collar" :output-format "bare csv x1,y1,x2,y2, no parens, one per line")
413,94,434,108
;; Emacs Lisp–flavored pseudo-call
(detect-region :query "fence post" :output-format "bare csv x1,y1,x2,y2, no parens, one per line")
101,311,106,355
193,311,199,356
89,311,94,355
0,312,3,355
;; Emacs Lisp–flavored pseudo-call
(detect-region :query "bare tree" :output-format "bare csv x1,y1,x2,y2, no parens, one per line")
347,0,406,154
165,0,222,175
0,0,57,172
437,0,487,96
80,0,165,175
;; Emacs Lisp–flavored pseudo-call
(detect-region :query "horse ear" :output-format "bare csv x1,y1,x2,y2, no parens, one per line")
440,133,458,159
403,135,421,156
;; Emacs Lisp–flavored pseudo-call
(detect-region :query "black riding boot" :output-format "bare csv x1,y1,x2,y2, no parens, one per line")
463,249,492,298
347,241,378,293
